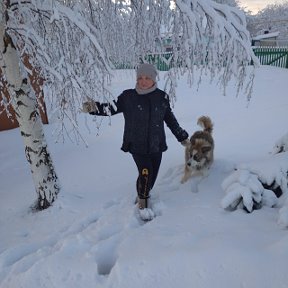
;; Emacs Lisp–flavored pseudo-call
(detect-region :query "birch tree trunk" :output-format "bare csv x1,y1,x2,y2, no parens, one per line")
0,22,60,210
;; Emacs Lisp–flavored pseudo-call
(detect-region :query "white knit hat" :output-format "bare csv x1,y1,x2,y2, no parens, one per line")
136,63,157,82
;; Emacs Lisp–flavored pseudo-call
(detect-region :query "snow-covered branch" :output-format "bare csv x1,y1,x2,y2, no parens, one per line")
221,151,288,227
172,0,259,98
4,0,119,141
2,0,259,142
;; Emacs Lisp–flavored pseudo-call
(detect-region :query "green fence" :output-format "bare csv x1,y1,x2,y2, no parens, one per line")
114,47,288,71
253,47,288,69
145,53,174,71
113,53,174,71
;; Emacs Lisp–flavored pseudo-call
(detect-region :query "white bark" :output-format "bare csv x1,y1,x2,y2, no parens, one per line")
0,22,59,210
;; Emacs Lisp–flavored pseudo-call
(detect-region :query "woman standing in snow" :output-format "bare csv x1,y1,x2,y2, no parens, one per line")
82,63,189,220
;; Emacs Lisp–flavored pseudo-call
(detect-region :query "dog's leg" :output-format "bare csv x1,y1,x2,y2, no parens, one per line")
180,176,187,184
190,179,199,192
181,166,191,183
190,174,204,192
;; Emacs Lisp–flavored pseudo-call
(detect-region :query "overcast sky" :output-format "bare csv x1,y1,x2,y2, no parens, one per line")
239,0,286,14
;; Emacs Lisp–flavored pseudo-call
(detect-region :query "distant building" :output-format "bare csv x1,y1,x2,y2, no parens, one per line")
247,16,288,47
252,31,280,47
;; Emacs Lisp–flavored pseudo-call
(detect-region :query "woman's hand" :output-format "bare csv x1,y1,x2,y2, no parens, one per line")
82,100,97,113
181,139,190,147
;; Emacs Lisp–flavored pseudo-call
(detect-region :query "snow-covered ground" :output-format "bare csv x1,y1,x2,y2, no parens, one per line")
1,66,288,288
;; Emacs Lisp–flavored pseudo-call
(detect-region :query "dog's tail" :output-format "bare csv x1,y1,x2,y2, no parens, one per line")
197,116,213,134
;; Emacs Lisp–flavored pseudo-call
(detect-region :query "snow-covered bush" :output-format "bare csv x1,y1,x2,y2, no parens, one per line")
272,132,288,154
221,169,278,213
222,130,288,228
272,132,288,227
221,152,288,218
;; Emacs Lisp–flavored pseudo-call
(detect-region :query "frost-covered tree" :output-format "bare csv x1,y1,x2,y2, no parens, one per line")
0,0,116,209
116,0,258,98
247,1,288,43
0,1,60,210
0,0,257,210
213,0,240,7
172,0,258,97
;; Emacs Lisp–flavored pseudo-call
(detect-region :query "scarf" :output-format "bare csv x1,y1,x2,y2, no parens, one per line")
135,83,157,95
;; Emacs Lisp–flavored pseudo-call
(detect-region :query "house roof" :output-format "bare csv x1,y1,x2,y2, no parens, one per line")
253,31,280,40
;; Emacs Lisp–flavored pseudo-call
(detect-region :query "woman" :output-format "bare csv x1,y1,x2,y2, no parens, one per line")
82,63,189,220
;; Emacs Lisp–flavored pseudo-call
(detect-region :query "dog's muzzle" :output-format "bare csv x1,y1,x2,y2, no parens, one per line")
193,154,202,162
186,156,200,166
187,156,205,169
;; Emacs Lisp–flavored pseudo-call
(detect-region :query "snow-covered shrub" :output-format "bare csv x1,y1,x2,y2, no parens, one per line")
272,133,288,227
221,152,288,215
272,132,288,154
221,169,278,212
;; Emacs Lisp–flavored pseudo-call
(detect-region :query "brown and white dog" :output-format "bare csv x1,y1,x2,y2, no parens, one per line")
181,116,214,184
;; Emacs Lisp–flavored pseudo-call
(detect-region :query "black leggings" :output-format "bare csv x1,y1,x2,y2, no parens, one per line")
132,153,162,199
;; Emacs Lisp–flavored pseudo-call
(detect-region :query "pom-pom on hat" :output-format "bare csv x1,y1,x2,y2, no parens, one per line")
136,63,157,82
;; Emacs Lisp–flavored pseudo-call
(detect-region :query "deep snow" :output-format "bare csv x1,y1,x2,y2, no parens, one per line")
0,66,288,288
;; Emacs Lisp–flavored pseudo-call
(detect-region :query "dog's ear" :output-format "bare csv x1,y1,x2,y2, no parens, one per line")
201,146,211,153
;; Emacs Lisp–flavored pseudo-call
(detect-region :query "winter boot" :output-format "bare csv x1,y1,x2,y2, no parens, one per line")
137,197,155,221
137,197,148,210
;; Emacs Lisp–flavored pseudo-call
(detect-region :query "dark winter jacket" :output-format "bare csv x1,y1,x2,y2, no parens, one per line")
90,88,188,155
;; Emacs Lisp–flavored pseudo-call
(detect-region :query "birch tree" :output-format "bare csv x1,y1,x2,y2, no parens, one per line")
0,2,59,210
0,0,257,210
